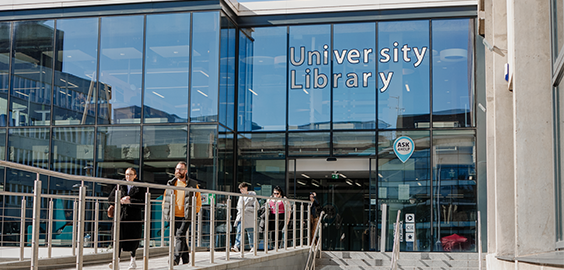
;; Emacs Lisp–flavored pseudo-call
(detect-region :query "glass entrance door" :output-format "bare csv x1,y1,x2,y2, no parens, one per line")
288,158,377,251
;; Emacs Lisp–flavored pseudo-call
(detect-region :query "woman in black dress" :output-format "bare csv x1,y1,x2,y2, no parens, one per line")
108,167,145,270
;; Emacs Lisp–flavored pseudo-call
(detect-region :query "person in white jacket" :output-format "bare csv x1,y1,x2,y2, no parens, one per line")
231,182,257,252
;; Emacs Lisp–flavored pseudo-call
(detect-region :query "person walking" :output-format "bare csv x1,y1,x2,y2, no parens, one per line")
107,168,145,270
162,161,200,265
309,192,320,241
231,182,257,253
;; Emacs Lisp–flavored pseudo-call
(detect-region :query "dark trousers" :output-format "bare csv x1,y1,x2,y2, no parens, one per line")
174,217,191,264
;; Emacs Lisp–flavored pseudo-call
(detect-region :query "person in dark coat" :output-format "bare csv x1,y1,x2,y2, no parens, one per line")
108,167,145,270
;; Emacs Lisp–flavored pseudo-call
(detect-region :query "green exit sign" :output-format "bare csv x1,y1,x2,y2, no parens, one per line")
332,174,339,179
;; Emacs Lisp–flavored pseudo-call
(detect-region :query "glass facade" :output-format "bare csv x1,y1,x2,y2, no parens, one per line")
0,3,480,252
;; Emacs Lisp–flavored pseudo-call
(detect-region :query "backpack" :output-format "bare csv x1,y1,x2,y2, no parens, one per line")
195,185,202,214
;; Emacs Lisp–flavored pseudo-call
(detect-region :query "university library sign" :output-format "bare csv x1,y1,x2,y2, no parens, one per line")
289,42,428,93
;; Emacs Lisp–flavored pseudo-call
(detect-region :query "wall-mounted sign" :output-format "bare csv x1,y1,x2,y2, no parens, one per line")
393,136,415,163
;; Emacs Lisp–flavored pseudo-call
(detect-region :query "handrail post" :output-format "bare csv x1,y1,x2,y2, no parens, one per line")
292,202,296,248
307,204,311,246
300,203,304,248
72,199,77,256
380,203,387,252
264,203,269,254
253,200,257,256
47,198,53,258
168,192,175,270
210,195,215,263
197,209,202,248
112,186,121,270
76,184,87,269
160,200,165,247
478,210,482,270
143,191,151,270
191,195,196,267
240,194,245,258
94,200,99,254
19,197,25,261
274,200,279,252
283,200,288,250
31,177,41,270
225,196,231,261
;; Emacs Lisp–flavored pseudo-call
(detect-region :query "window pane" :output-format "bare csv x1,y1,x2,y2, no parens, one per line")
52,127,94,175
378,21,430,129
189,124,217,188
9,128,50,168
378,130,431,251
432,130,476,252
219,15,236,129
288,25,331,130
54,18,98,125
191,12,220,122
144,13,190,124
0,22,10,126
333,23,376,129
11,21,54,127
432,19,474,128
333,131,376,156
553,0,564,62
238,27,287,131
99,16,143,125
218,127,234,191
96,126,140,178
142,125,187,185
288,132,330,156
0,129,5,159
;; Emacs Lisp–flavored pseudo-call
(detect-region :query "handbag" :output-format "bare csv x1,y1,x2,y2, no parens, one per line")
107,205,115,218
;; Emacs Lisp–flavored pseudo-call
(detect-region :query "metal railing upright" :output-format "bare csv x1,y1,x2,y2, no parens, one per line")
0,160,313,269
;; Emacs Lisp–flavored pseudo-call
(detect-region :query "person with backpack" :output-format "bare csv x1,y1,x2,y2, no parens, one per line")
163,161,201,265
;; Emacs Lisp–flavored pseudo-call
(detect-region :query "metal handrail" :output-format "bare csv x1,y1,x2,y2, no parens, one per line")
0,160,313,269
304,211,325,270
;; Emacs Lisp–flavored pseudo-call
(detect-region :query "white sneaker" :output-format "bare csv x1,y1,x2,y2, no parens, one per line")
231,246,239,252
128,258,137,270
249,247,255,253
108,262,120,270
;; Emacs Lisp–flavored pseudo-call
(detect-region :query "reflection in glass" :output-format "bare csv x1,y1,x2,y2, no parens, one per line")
432,19,474,128
54,18,98,125
52,127,94,175
378,21,430,129
432,130,476,252
189,124,217,188
0,22,10,126
333,23,376,129
288,25,331,130
11,21,54,127
333,131,375,156
144,13,190,123
218,127,234,191
378,130,431,251
142,125,187,185
98,16,143,125
238,27,287,131
191,12,220,122
96,126,140,179
9,128,50,168
0,129,5,160
219,15,236,130
288,132,330,156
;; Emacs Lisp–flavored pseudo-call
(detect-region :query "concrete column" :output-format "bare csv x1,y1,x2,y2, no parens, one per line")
510,0,555,257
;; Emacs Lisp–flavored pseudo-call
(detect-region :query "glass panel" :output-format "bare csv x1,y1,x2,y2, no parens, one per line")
189,124,217,188
378,21,430,129
0,129,5,160
288,132,330,156
554,0,564,62
432,19,474,128
0,22,10,126
98,16,144,125
142,125,187,185
432,130,476,252
558,85,564,243
53,18,98,126
333,23,377,129
219,15,236,130
238,27,287,132
52,127,94,175
144,13,190,124
333,131,376,156
9,128,50,168
11,21,54,127
191,12,220,122
96,126,140,178
288,25,331,130
218,127,234,192
378,130,431,251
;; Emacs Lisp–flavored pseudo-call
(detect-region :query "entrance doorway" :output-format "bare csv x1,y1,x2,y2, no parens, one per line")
288,158,377,251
